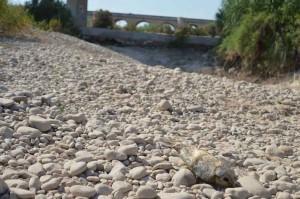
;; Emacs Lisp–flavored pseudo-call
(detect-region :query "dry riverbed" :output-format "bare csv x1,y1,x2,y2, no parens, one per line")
0,32,299,199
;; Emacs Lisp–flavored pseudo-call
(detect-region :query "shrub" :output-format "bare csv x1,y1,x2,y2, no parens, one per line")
93,9,113,28
125,23,137,32
0,0,33,35
169,26,190,47
217,0,300,77
48,18,62,31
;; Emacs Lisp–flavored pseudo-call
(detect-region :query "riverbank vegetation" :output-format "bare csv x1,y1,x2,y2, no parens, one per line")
0,0,33,35
216,0,300,77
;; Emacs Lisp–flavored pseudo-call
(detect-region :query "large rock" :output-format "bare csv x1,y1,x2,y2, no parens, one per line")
29,116,52,132
70,185,96,198
16,126,41,138
238,176,271,198
0,126,13,139
172,168,196,187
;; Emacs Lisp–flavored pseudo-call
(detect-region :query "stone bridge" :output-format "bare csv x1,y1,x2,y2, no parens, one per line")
88,11,214,30
67,0,214,30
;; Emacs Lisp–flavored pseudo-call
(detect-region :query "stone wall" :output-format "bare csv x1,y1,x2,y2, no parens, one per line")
81,27,219,47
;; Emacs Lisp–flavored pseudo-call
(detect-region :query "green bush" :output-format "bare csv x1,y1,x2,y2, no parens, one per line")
217,0,300,77
93,9,113,28
0,0,33,35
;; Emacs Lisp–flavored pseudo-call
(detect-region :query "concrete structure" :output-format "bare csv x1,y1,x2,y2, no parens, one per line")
88,11,214,30
82,28,219,47
67,0,87,27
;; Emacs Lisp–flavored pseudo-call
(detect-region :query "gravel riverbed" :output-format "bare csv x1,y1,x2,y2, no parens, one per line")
0,32,299,199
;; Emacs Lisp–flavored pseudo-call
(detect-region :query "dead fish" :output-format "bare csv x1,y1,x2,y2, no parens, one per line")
179,147,237,188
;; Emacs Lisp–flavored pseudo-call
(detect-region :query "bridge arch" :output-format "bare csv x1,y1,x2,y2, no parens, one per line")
161,23,176,33
114,19,128,29
189,24,198,30
136,21,151,28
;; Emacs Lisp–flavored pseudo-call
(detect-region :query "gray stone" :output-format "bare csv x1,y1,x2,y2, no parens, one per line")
10,188,35,199
0,126,13,138
41,178,61,191
0,178,9,199
225,187,251,199
95,184,113,195
0,98,14,107
129,166,148,180
172,168,196,187
104,150,127,161
69,161,87,176
5,179,28,189
238,176,271,198
29,116,52,132
136,186,157,199
118,144,138,156
28,163,45,176
157,100,172,112
158,192,195,199
16,126,41,138
65,113,87,123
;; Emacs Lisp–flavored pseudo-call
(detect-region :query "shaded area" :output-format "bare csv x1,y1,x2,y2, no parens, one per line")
107,45,218,72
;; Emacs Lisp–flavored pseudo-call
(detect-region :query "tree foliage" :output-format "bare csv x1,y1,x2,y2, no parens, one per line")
93,9,113,28
217,0,300,77
25,0,77,34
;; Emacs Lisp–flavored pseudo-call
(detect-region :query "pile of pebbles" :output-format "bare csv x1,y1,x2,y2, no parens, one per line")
0,32,299,198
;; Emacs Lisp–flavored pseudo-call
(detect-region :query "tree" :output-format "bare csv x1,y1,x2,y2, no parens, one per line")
25,0,77,34
93,9,113,28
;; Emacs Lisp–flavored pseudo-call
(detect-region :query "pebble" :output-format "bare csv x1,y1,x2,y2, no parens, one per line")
172,168,196,187
136,186,157,199
0,31,299,199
